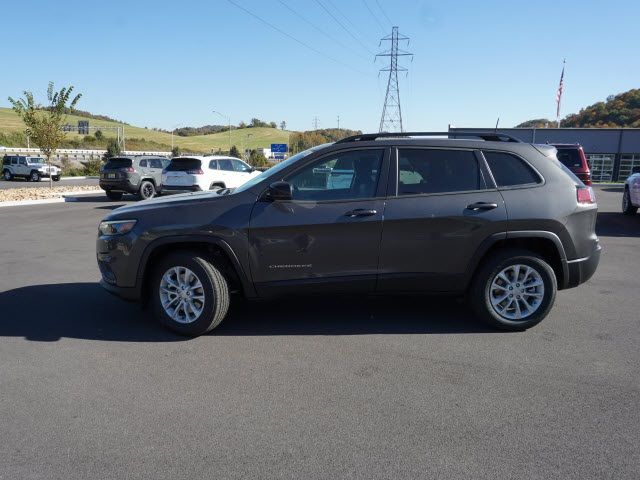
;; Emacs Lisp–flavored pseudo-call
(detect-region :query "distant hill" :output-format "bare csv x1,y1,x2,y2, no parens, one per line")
0,107,291,153
516,89,640,128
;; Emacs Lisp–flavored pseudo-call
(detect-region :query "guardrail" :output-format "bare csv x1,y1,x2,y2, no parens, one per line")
0,147,171,156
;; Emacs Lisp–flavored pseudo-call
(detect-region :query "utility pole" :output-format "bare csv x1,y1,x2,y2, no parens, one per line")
337,115,340,131
376,26,413,133
313,116,320,130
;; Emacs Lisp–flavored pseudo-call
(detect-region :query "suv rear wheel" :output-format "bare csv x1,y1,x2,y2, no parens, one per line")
2,170,10,181
152,252,230,336
470,249,557,331
622,187,637,215
139,180,156,200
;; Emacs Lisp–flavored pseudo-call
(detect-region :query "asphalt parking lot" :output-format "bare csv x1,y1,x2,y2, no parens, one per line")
0,177,98,190
0,185,638,479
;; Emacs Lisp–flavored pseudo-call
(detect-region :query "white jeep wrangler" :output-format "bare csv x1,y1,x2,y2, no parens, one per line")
2,155,61,182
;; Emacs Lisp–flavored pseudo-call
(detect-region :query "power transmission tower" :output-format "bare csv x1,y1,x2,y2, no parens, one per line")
313,116,320,130
376,26,412,132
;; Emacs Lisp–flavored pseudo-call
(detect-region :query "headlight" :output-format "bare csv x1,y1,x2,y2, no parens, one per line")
99,219,137,236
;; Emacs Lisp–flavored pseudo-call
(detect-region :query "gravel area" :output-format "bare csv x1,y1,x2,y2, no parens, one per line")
0,185,101,202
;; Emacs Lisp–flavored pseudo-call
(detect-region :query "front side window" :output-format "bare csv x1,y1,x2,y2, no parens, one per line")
139,159,148,168
149,159,163,169
483,151,541,187
397,149,485,195
19,158,27,166
232,159,252,172
286,149,384,201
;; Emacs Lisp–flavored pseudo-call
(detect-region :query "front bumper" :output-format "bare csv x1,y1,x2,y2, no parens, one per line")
99,278,141,301
564,242,602,289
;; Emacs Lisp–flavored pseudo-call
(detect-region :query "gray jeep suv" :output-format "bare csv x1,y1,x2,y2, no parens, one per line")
99,155,169,200
97,132,601,336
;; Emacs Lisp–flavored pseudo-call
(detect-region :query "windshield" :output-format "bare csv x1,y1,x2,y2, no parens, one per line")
234,143,332,193
27,158,45,165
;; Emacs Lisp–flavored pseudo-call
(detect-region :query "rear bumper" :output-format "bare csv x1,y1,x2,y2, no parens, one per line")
162,185,202,193
100,178,139,193
563,242,601,289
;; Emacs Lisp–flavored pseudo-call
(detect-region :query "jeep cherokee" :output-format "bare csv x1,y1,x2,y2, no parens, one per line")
96,132,601,336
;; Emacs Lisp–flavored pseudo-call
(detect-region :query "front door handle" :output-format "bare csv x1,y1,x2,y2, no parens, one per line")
466,202,498,211
344,208,377,217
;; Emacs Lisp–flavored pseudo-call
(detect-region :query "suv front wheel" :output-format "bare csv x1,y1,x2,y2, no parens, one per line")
152,252,230,336
470,249,557,331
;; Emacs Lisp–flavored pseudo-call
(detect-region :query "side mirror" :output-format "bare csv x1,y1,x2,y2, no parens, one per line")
263,181,293,201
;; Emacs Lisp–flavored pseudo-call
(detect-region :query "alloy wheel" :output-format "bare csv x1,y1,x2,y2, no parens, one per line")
489,264,545,321
159,266,206,324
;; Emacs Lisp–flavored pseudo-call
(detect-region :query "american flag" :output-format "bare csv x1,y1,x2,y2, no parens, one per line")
556,61,565,118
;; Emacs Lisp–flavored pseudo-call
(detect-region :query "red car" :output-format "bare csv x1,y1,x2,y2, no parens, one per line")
552,144,592,185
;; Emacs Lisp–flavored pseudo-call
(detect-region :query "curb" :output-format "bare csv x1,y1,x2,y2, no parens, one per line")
0,190,104,208
60,176,100,180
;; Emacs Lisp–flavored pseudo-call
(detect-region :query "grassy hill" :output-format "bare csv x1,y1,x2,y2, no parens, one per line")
0,107,291,153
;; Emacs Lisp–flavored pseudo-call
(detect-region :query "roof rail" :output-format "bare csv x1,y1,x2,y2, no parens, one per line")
335,131,523,144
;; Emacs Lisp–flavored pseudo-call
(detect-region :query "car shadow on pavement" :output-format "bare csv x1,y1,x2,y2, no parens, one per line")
0,283,497,341
596,212,640,238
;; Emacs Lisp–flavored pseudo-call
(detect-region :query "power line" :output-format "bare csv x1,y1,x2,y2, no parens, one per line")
324,0,378,47
374,0,393,26
362,0,386,32
225,0,367,75
277,0,369,62
313,0,375,56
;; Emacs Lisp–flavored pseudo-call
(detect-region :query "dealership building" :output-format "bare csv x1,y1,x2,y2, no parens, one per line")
449,127,640,182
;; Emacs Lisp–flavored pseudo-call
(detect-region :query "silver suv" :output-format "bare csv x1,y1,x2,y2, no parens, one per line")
2,155,61,182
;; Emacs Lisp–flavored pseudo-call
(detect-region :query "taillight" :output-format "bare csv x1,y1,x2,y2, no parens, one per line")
121,167,135,173
187,169,204,175
577,186,596,204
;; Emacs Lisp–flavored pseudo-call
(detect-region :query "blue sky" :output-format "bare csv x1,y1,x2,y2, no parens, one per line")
1,0,639,132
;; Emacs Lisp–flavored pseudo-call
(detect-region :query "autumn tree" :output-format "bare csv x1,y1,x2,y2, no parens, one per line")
9,82,82,187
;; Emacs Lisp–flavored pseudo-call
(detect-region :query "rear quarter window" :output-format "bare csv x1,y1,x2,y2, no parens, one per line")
483,151,542,187
555,149,583,169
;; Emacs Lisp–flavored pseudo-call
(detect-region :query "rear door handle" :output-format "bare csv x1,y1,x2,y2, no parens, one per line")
344,208,377,217
466,202,498,211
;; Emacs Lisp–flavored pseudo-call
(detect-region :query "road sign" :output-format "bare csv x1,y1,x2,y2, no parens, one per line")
271,143,287,153
274,153,285,160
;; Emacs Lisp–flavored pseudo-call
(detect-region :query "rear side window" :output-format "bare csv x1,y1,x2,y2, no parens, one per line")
139,159,148,167
483,151,541,187
165,158,202,171
209,160,218,169
555,148,583,169
104,158,133,169
218,159,234,171
397,149,486,195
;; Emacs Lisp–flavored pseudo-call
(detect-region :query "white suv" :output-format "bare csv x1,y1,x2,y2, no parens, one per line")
622,168,640,215
161,156,260,193
2,155,61,182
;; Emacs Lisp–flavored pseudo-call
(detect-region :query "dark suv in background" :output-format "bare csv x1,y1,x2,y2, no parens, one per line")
97,132,601,336
99,155,170,200
552,144,592,185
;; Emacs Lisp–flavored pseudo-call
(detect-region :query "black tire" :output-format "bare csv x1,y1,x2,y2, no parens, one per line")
30,171,40,182
139,180,156,200
3,170,12,181
622,188,637,215
52,175,61,182
105,190,123,201
152,252,230,336
470,248,557,331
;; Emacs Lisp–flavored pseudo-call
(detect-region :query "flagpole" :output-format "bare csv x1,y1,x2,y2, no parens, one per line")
556,59,565,128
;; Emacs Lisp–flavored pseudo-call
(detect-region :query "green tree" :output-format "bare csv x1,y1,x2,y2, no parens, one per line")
8,82,82,188
229,145,241,158
248,149,268,168
269,121,277,128
103,138,122,161
280,121,286,130
94,130,104,140
171,145,181,157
